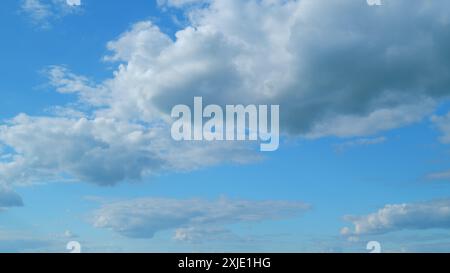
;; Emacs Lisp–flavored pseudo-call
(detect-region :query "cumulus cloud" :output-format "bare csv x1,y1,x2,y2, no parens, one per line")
93,0,450,137
4,0,450,193
0,114,258,187
91,197,310,239
25,0,446,136
341,199,450,236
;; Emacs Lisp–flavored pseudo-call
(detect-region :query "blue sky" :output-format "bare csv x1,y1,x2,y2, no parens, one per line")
1,0,450,253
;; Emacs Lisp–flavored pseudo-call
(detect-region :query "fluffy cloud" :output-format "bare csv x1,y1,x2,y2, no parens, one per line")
342,199,450,236
4,0,450,192
30,0,447,137
91,0,450,138
0,114,258,187
91,197,310,239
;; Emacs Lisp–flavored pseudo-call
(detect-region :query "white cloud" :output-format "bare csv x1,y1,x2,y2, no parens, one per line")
92,197,310,239
21,0,446,126
63,230,78,239
20,0,82,28
157,0,207,8
87,0,450,137
46,66,107,107
66,0,81,7
171,226,269,244
0,114,258,187
304,99,436,139
367,0,382,6
4,0,450,197
21,0,51,23
104,22,173,64
342,199,450,236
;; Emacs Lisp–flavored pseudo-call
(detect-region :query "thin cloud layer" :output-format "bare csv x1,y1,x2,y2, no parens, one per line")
92,197,310,239
157,0,206,8
427,170,450,181
334,136,386,153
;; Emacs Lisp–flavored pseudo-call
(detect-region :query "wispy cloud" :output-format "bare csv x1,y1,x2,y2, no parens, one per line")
334,137,387,153
91,197,310,241
156,0,206,8
21,0,51,23
20,0,82,28
341,199,450,236
432,112,450,144
427,170,450,181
